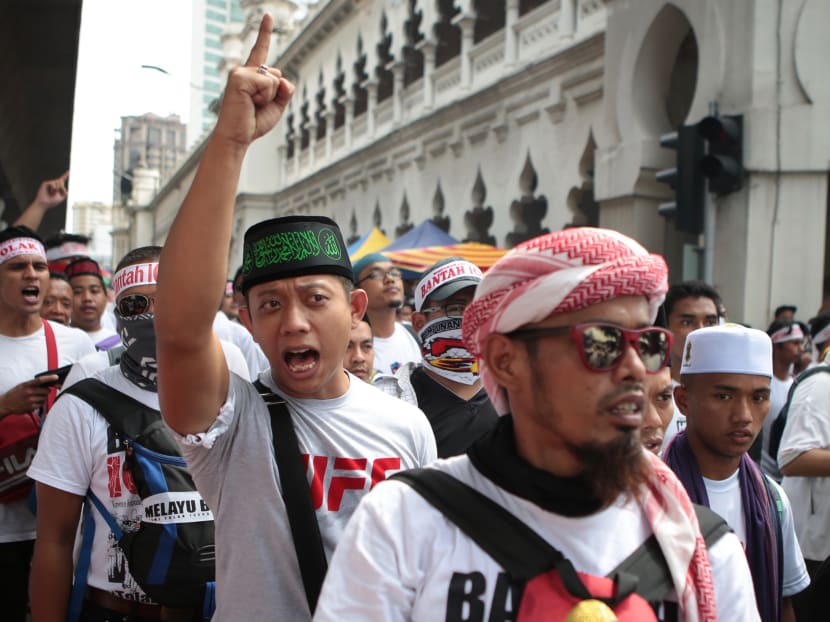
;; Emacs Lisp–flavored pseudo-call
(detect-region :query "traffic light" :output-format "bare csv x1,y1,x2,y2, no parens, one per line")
698,115,743,195
656,124,704,235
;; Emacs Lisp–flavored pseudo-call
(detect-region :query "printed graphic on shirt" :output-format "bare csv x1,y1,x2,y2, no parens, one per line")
303,454,401,511
103,427,150,601
446,571,522,622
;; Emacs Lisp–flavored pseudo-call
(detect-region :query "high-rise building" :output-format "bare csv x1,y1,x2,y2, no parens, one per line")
112,113,187,205
188,0,246,148
72,201,112,267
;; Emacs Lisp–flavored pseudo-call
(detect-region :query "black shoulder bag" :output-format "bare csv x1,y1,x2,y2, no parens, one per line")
254,381,328,614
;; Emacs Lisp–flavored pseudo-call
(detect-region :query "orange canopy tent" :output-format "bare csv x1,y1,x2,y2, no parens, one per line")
383,242,509,278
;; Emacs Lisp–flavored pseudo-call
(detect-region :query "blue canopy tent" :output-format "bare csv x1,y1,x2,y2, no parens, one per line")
378,221,461,279
381,220,459,252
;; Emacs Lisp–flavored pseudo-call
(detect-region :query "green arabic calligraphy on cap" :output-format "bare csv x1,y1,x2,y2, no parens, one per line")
241,216,352,293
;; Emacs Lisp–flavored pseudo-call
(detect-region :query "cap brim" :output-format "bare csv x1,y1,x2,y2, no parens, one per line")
424,279,479,304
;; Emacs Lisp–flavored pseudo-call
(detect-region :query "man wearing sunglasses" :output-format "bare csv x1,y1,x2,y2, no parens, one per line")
29,246,252,621
351,253,421,375
315,227,758,621
153,16,436,621
665,324,809,622
384,257,498,458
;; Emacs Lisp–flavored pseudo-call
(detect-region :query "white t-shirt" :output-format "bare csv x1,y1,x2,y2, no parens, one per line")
373,323,422,375
212,311,268,380
761,375,793,481
702,470,809,597
779,363,830,561
29,366,164,601
101,302,117,332
314,457,759,622
85,326,118,347
172,370,437,621
0,321,95,543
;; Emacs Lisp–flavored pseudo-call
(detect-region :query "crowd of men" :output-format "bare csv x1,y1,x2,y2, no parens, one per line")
2,14,829,622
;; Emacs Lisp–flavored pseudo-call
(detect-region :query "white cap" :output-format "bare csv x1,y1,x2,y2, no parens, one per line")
680,323,773,377
414,258,482,312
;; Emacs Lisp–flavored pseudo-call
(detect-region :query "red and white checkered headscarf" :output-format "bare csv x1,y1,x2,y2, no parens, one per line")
462,227,668,414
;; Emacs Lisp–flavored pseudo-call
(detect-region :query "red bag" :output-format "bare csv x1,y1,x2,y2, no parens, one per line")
0,320,58,502
0,412,42,502
518,568,658,621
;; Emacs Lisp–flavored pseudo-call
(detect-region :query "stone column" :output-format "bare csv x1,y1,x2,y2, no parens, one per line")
417,39,436,111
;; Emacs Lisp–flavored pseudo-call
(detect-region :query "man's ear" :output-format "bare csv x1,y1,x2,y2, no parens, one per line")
673,383,689,417
350,288,368,327
238,305,254,332
481,334,524,391
411,312,426,332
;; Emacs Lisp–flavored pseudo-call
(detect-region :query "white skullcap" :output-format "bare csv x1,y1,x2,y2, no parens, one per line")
680,323,772,378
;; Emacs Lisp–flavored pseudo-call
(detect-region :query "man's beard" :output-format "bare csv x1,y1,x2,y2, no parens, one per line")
570,430,651,506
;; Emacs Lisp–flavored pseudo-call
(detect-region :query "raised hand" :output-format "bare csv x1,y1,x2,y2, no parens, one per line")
14,170,70,229
213,13,295,148
33,171,69,210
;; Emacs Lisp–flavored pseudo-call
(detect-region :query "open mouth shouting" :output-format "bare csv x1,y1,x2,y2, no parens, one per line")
284,348,320,375
21,284,41,306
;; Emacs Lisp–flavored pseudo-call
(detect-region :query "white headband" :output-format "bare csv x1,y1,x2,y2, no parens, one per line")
770,324,804,344
45,241,89,261
812,323,830,347
112,262,159,297
0,237,47,265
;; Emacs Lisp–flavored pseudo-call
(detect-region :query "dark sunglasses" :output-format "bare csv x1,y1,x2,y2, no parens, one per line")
117,294,155,317
507,323,673,373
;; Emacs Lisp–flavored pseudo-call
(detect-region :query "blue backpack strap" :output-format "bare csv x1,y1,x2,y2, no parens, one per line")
87,489,124,540
67,496,98,622
202,581,216,620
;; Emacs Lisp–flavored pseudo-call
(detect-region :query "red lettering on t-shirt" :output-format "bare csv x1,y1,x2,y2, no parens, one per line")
370,457,401,488
328,458,368,511
107,456,121,498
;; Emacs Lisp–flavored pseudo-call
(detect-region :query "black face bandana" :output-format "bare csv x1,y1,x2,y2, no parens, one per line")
116,311,158,392
468,416,603,517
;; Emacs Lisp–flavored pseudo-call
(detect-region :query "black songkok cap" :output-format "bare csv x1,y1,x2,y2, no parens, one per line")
241,216,352,294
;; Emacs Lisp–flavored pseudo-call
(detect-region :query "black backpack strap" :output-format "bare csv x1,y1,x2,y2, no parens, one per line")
254,381,328,614
392,468,561,581
60,378,163,439
393,469,627,605
610,504,730,605
393,469,731,610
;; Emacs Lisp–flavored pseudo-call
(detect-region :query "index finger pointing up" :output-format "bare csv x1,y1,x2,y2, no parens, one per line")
245,13,274,67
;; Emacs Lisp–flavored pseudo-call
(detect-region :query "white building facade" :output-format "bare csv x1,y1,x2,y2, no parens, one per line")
144,0,830,329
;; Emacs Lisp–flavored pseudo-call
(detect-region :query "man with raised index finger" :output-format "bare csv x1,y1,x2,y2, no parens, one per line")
154,14,436,621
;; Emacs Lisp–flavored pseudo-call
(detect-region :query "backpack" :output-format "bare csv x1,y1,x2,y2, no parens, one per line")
392,468,730,621
61,378,216,619
0,319,58,502
768,365,830,463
